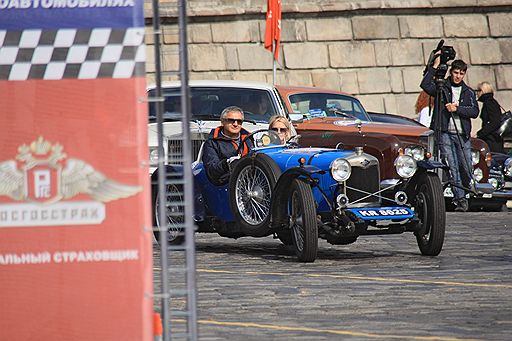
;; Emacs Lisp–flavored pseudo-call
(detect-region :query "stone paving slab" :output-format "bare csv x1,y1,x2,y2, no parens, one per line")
154,211,512,340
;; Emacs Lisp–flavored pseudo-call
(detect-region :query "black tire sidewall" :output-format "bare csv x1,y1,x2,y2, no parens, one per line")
414,172,445,256
289,179,318,262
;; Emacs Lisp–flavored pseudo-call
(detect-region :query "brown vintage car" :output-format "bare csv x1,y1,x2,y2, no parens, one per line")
275,85,494,202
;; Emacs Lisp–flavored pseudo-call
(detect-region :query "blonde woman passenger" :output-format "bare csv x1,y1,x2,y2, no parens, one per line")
268,115,292,143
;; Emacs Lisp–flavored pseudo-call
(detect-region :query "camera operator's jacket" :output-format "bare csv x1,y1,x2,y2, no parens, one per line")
202,126,253,185
420,66,479,139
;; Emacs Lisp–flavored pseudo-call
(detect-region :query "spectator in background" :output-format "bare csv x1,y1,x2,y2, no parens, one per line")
476,82,505,153
415,91,433,127
268,115,292,143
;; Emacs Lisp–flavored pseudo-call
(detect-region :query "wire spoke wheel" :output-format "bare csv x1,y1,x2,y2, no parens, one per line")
153,183,185,245
235,166,272,225
229,154,281,237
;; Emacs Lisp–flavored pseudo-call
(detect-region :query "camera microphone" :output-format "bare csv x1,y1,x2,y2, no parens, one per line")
435,39,445,52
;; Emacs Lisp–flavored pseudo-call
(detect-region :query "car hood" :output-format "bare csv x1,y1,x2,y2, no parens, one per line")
261,147,354,171
294,117,430,137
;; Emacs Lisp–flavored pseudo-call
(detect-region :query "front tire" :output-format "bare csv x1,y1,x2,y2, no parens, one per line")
413,172,445,256
289,179,318,262
152,184,185,245
229,154,281,237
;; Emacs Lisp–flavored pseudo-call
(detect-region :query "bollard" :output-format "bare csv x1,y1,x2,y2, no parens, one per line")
153,312,163,341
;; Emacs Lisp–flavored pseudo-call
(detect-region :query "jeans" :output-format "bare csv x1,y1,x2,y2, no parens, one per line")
440,133,472,200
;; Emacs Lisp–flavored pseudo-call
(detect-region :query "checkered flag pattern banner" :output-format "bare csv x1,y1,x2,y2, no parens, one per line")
0,28,145,80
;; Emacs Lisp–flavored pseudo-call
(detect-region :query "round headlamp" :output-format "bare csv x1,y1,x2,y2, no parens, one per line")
404,146,425,161
149,147,159,165
488,177,499,189
394,155,417,178
471,150,480,166
473,167,483,182
505,158,512,178
330,158,351,182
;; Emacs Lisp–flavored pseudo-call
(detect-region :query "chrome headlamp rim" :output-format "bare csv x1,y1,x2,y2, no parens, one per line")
149,147,159,165
505,158,512,178
473,167,483,182
488,177,499,189
330,158,351,182
394,155,417,178
404,145,425,161
471,149,480,166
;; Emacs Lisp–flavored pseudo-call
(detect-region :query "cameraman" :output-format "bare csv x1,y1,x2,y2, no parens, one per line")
420,55,479,212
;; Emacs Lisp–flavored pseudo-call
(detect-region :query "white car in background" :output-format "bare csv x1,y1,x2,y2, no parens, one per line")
147,80,293,174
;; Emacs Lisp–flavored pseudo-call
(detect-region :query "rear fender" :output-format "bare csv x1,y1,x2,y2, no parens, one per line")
270,165,321,229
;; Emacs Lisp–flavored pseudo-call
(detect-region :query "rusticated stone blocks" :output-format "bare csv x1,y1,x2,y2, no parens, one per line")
148,0,512,117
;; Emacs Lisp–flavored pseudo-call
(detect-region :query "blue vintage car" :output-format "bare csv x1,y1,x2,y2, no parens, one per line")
152,130,446,262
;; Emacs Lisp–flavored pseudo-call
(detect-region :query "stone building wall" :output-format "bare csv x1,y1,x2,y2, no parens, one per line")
144,0,512,131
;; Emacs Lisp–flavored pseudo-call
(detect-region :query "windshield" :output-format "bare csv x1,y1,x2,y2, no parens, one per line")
287,92,370,121
148,87,277,124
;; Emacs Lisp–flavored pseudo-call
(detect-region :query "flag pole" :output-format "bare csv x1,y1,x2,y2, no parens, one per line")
272,40,276,85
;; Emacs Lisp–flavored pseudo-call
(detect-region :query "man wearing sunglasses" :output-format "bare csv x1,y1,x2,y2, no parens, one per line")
202,106,253,185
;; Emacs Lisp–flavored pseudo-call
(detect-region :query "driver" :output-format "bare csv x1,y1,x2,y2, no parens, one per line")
202,106,253,185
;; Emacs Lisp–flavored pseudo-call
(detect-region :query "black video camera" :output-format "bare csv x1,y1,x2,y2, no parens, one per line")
423,39,456,80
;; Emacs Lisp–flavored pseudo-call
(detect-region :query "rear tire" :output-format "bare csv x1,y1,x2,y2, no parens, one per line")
289,179,318,262
413,172,445,256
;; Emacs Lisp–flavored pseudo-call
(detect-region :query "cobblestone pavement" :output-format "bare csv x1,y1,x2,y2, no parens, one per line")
154,211,512,341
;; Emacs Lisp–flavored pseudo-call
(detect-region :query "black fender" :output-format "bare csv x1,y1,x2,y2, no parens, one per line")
150,164,184,184
403,168,442,199
270,165,322,230
417,159,448,170
150,165,205,221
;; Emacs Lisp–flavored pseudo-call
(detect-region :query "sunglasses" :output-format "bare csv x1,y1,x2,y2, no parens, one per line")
223,118,244,125
271,127,288,133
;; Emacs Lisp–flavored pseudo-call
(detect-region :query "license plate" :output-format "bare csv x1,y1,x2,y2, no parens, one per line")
348,207,415,220
482,193,492,198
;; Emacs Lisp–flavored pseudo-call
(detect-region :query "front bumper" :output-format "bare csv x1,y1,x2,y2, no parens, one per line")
491,189,512,199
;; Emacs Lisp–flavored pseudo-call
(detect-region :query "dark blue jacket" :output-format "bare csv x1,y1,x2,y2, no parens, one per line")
477,93,504,153
420,66,479,139
202,126,253,185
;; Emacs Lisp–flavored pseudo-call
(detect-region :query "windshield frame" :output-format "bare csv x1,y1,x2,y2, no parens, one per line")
285,92,371,121
147,87,279,124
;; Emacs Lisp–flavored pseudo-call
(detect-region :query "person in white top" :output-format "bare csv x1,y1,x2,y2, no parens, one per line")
415,90,433,127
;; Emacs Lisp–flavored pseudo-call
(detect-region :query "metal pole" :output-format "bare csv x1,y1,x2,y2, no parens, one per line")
178,0,198,339
272,40,276,85
150,0,171,340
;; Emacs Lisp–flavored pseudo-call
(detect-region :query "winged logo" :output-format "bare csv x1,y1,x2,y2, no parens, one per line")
0,137,142,204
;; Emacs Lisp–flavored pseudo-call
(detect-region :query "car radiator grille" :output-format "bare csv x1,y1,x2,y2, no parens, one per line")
346,164,380,204
168,139,205,164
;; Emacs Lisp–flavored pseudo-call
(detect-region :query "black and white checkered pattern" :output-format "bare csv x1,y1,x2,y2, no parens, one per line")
0,28,145,80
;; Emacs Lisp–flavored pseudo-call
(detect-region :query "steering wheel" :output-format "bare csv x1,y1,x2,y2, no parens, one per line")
327,107,352,118
236,129,282,155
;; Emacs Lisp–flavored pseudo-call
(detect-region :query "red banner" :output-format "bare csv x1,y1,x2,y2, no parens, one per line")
0,5,153,341
264,0,282,61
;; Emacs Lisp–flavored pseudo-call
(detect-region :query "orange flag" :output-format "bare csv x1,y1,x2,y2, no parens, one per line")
264,0,281,61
